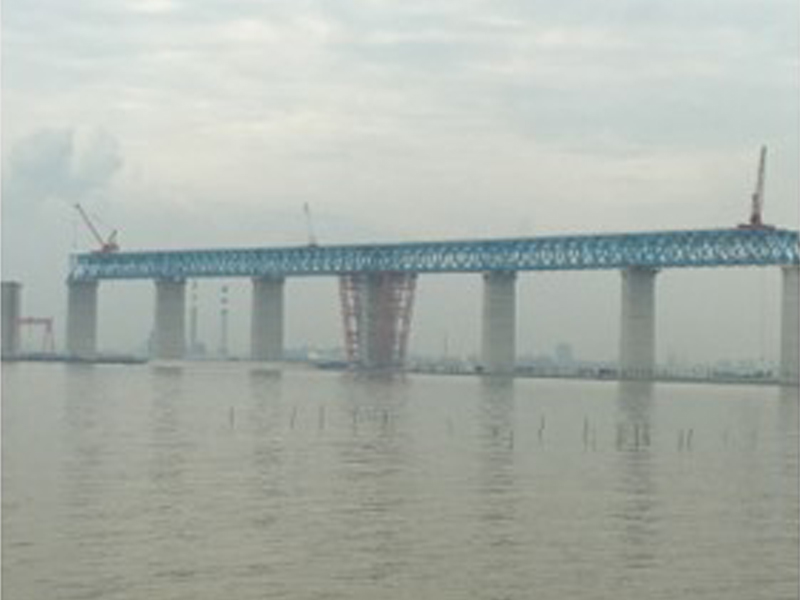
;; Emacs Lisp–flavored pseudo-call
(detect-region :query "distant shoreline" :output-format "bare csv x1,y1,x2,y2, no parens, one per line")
3,355,793,388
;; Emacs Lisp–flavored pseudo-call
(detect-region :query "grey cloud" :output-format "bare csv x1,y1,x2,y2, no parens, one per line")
2,128,123,215
71,130,124,194
5,0,793,155
2,129,74,213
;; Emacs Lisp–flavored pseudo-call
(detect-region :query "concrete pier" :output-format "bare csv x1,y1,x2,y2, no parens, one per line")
360,274,399,369
619,268,657,380
153,279,186,360
66,280,99,359
339,272,416,369
188,282,199,355
481,271,517,375
355,275,379,368
359,274,397,369
2,281,22,359
780,265,799,385
251,276,285,361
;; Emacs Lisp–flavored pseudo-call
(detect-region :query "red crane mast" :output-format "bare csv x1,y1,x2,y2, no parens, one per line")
738,145,774,230
74,203,119,252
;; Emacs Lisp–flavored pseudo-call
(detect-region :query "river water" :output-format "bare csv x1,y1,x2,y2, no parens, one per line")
2,362,798,599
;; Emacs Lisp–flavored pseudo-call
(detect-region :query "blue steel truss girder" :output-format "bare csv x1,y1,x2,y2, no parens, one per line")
68,228,800,282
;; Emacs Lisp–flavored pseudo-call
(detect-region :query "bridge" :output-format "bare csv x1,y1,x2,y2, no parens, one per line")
65,227,800,383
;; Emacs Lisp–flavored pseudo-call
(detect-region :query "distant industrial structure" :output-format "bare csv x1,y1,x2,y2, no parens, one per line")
2,282,22,359
1,282,57,359
17,317,56,354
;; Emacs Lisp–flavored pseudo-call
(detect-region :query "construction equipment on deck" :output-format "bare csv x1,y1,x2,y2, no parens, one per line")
75,203,119,252
738,145,775,231
303,203,319,247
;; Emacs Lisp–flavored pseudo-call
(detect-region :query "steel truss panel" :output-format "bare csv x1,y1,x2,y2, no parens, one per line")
69,228,800,282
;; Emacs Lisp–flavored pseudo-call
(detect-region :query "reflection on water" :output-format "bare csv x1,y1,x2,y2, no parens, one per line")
475,377,523,592
3,363,798,600
775,387,799,543
149,366,191,519
477,375,516,500
614,382,659,578
334,377,412,587
62,366,108,546
616,381,654,449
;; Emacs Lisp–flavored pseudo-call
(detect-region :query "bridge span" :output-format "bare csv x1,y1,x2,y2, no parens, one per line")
66,227,800,383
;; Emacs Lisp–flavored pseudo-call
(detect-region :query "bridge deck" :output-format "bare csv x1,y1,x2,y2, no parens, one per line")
68,228,800,281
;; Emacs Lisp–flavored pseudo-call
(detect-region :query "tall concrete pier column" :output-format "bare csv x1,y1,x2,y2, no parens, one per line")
359,273,415,369
481,271,517,375
2,281,22,359
619,267,658,380
354,275,377,368
66,280,99,359
153,279,186,360
358,275,387,369
780,265,799,385
251,276,285,361
339,272,417,369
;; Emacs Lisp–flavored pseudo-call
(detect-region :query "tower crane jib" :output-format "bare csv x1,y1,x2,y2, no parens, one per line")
738,145,774,231
74,203,119,253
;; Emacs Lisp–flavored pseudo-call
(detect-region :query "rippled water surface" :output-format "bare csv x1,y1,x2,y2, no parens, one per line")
3,363,798,599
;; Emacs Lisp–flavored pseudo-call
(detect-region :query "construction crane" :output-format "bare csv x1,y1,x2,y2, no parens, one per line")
74,203,119,252
738,145,774,230
303,203,319,247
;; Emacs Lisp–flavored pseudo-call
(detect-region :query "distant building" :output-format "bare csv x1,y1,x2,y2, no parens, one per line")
554,342,574,366
0,281,22,359
219,285,229,358
2,282,22,359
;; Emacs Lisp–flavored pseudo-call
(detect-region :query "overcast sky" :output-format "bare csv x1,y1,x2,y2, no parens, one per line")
2,0,798,362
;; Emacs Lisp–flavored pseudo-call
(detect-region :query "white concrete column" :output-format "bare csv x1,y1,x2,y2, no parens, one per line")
251,276,285,361
188,282,199,355
2,281,22,359
481,271,517,375
619,268,658,380
359,274,383,369
66,280,99,359
780,265,799,385
153,279,186,360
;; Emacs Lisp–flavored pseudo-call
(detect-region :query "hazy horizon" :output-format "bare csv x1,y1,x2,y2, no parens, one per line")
2,0,798,362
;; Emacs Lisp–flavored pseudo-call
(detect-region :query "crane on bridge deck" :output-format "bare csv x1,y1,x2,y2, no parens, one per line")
738,145,775,231
303,203,319,247
74,203,119,252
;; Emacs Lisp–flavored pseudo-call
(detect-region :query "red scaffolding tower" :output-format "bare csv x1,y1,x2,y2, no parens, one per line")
339,272,417,369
